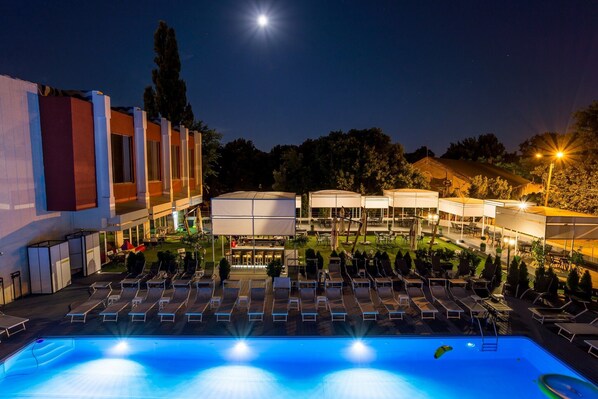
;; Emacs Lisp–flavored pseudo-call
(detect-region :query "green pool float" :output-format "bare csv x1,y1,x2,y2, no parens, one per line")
538,374,598,399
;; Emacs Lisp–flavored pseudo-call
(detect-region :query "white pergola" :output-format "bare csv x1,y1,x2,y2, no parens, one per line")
438,197,485,241
211,191,296,262
308,189,362,222
495,206,598,252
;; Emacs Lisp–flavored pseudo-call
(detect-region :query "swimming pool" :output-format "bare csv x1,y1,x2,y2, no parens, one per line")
0,336,592,398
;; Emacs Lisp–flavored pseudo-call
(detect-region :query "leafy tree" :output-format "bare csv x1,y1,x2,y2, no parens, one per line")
442,133,506,163
144,20,194,127
566,267,580,293
467,175,513,199
215,139,271,194
189,121,222,197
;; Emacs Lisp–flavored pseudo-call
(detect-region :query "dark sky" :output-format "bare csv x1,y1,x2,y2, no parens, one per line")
1,1,596,154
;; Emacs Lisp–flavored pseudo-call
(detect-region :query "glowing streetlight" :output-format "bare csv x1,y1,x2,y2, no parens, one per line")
535,151,565,207
257,15,268,27
503,237,516,266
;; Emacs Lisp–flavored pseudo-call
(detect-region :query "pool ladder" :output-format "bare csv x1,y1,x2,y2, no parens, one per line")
476,316,498,351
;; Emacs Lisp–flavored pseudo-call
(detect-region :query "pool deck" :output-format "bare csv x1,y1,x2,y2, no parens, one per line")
1,272,596,384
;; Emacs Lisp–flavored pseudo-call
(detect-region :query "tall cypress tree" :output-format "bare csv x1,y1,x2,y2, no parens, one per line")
144,20,194,127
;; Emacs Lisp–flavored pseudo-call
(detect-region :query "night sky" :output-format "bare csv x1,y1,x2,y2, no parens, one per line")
1,1,596,154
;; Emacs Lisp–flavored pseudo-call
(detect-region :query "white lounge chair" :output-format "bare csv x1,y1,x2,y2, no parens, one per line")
448,280,487,320
585,340,598,358
429,279,464,319
158,280,191,322
555,318,598,342
185,285,214,322
248,287,266,322
272,277,291,322
407,284,438,320
100,281,140,322
529,300,582,324
128,279,166,322
66,284,112,323
300,287,318,322
215,287,240,322
376,286,407,320
326,287,348,321
0,311,29,341
354,286,379,321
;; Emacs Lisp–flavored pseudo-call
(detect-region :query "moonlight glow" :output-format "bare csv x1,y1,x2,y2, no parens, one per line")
257,14,268,27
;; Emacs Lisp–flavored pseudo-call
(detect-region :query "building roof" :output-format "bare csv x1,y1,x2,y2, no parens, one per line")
414,157,532,188
215,191,296,200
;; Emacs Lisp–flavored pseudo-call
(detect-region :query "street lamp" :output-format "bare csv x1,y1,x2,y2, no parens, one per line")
536,151,564,207
503,237,516,266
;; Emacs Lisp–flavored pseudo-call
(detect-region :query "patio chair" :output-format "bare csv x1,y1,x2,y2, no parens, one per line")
300,287,318,322
158,280,192,322
272,284,290,322
99,282,140,322
325,287,348,321
448,280,487,320
529,300,584,324
128,279,166,322
555,318,598,342
326,260,344,288
406,283,438,320
248,286,267,322
429,279,464,319
354,286,379,321
215,287,240,322
0,311,29,341
185,285,214,322
369,259,392,288
376,286,407,320
66,284,112,323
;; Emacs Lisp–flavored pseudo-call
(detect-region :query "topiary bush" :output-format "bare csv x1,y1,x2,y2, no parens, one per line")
579,270,593,301
266,258,284,281
566,267,580,294
493,254,502,288
506,257,520,295
481,255,494,281
517,261,530,296
218,257,231,285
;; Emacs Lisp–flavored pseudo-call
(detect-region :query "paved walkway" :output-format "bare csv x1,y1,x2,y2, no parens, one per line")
1,271,596,384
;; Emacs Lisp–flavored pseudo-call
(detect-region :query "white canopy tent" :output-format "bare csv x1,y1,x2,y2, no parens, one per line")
482,199,533,240
212,191,296,236
495,206,598,252
309,190,362,222
383,189,439,229
362,196,389,209
438,197,485,241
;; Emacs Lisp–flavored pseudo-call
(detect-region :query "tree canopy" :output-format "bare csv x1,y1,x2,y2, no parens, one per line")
442,133,506,163
144,20,194,127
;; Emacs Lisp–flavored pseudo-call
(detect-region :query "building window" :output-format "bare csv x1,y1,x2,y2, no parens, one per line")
111,134,134,183
147,140,161,181
171,145,181,179
189,149,195,178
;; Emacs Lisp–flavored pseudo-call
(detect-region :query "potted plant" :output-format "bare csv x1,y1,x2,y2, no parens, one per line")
266,259,284,281
218,257,231,285
480,236,487,253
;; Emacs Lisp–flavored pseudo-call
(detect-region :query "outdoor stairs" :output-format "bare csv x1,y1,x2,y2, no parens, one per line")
477,316,499,352
2,338,74,377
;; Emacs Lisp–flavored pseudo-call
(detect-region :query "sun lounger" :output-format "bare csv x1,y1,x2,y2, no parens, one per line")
128,279,166,322
215,287,240,322
448,280,487,320
326,262,344,287
66,284,112,323
585,340,598,358
248,287,266,322
99,281,140,322
376,286,407,320
354,286,379,321
300,287,318,321
185,285,214,322
325,287,347,321
272,285,290,322
158,280,191,322
529,301,580,324
407,286,438,320
0,311,29,341
429,279,464,319
555,318,598,342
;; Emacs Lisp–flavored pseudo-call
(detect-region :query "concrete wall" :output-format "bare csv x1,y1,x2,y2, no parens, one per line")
0,75,74,303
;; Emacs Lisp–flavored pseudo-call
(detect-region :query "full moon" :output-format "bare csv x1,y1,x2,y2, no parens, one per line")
257,15,268,27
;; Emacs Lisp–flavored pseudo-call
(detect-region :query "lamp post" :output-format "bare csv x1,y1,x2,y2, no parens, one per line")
536,151,564,207
503,237,516,266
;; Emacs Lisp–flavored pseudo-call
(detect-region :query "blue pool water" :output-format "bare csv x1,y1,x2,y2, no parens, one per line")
0,336,592,398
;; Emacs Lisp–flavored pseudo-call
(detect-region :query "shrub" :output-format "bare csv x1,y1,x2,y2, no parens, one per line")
518,261,530,295
481,255,494,281
506,257,520,292
546,266,559,298
266,259,284,280
493,254,502,287
566,267,580,293
579,270,593,301
316,251,324,270
534,266,547,292
218,257,231,284
403,251,413,269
